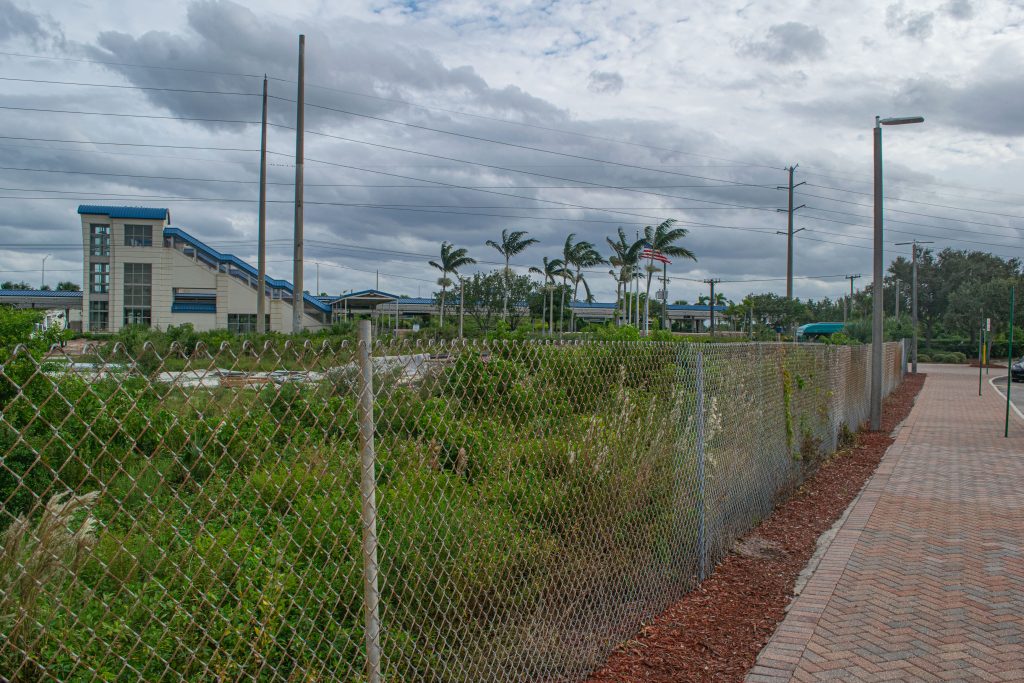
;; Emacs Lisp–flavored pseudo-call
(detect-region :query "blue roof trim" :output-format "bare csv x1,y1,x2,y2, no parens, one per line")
331,288,400,302
569,302,727,312
78,205,169,220
0,289,82,298
668,304,728,312
164,227,330,313
171,302,216,313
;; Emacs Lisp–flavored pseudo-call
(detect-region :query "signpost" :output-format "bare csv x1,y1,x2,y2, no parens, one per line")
1006,287,1015,438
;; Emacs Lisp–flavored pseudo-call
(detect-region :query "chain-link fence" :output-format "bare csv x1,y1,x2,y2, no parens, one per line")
0,330,904,682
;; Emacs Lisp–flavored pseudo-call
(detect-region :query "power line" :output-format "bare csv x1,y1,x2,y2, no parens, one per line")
799,168,1024,203
0,49,265,80
0,105,264,126
277,95,777,190
0,50,775,170
802,205,1024,243
797,212,1024,252
0,76,260,97
803,182,1024,219
299,127,783,214
0,163,775,190
0,135,260,153
797,191,1024,231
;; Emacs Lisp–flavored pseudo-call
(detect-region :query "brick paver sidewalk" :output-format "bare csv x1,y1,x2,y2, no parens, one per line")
748,364,1024,682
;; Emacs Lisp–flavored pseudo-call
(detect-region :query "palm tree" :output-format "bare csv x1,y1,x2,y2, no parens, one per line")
530,256,567,335
486,229,539,320
607,228,643,326
574,271,594,304
559,234,606,332
429,241,476,328
640,219,697,334
567,241,605,332
697,292,728,305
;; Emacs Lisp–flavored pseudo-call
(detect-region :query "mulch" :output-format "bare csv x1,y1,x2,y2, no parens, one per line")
584,372,927,683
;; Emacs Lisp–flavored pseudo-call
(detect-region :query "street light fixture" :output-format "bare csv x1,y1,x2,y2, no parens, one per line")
871,114,924,430
41,254,51,290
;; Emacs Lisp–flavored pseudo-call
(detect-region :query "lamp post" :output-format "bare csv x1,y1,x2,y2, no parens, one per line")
41,254,51,289
871,115,924,430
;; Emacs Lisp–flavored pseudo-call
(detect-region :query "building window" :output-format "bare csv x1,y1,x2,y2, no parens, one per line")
124,224,153,247
89,301,109,331
123,263,152,327
227,313,270,334
89,262,110,294
171,288,216,313
89,223,110,256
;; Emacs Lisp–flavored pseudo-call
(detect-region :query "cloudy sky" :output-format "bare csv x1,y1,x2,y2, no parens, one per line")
2,0,1023,303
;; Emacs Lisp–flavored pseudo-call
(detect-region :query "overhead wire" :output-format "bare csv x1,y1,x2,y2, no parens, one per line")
0,49,777,170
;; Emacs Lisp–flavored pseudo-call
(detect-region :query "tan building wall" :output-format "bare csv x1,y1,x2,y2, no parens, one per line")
80,210,327,333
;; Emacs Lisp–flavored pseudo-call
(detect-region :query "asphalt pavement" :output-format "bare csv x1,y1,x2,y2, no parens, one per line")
986,372,1024,417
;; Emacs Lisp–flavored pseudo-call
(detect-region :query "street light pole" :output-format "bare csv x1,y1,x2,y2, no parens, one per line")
895,240,933,374
41,254,51,289
871,114,924,430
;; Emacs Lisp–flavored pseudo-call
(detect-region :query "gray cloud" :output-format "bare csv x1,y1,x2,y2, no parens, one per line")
0,0,61,46
885,2,935,40
587,70,624,94
740,22,828,64
82,0,564,132
0,0,1018,303
943,0,975,20
787,46,1024,137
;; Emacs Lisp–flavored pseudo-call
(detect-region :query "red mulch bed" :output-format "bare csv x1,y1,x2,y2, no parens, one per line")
584,373,926,683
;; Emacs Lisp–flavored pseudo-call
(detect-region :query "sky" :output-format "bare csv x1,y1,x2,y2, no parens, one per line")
1,0,1023,304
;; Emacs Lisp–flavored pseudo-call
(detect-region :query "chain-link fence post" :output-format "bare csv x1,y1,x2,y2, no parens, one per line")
357,320,383,683
695,348,707,581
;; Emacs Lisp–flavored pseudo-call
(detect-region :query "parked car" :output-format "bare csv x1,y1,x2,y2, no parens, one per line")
1012,358,1024,383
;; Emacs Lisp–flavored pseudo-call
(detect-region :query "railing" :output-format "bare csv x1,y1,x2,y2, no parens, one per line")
0,334,904,682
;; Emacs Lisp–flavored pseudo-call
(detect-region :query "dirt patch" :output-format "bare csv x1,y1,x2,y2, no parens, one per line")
583,372,926,683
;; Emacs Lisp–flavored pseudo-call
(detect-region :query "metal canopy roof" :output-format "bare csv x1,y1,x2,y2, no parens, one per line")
78,205,170,220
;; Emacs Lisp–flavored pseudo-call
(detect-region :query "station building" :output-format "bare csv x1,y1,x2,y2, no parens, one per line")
78,206,330,333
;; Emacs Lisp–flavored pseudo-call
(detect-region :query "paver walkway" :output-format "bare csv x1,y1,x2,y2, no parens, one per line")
748,364,1024,682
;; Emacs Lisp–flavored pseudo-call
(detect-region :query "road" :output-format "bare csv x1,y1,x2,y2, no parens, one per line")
987,373,1024,419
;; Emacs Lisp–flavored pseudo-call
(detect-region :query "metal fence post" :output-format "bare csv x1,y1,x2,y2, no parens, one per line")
695,349,707,580
357,320,382,682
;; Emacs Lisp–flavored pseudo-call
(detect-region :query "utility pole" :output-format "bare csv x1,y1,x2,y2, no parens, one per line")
661,264,670,330
257,75,268,333
894,278,901,318
845,274,861,322
458,276,465,340
777,165,806,300
291,35,305,334
895,240,932,374
704,278,721,337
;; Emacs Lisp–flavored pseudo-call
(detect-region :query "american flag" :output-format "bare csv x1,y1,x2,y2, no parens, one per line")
640,248,671,264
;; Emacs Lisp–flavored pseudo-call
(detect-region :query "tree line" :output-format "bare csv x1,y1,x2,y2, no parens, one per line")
427,220,696,333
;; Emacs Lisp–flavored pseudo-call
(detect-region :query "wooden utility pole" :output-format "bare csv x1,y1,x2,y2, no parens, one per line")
292,35,306,333
844,274,861,322
257,76,268,333
704,278,721,337
895,240,932,373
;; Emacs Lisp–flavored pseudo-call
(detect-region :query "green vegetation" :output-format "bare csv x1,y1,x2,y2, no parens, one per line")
0,332,872,680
